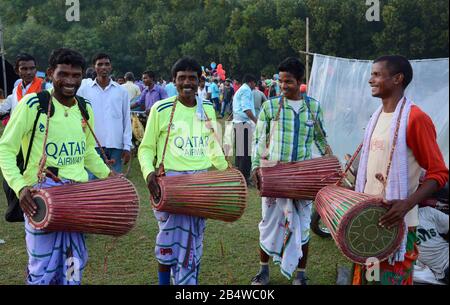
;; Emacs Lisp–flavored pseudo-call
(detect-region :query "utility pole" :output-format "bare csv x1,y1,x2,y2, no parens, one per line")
305,17,310,84
0,16,7,94
299,18,313,87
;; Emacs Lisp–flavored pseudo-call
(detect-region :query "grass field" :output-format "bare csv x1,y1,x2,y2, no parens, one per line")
0,125,352,285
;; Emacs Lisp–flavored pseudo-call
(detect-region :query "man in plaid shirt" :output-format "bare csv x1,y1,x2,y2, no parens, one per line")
250,57,331,285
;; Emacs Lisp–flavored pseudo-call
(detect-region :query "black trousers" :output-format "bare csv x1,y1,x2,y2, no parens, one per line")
234,122,253,181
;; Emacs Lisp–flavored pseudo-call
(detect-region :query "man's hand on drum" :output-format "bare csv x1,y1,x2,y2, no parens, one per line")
146,172,160,199
379,199,410,229
122,150,131,165
19,186,37,218
250,169,258,187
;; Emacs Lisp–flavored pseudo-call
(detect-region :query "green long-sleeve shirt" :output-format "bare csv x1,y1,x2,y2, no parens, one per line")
138,96,228,181
0,90,110,196
252,96,328,171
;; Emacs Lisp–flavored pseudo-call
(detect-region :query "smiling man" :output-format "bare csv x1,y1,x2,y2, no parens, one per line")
352,55,448,285
138,56,227,285
77,53,131,175
0,48,112,285
251,57,331,285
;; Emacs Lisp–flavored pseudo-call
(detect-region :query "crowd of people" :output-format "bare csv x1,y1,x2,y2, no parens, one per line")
0,48,448,286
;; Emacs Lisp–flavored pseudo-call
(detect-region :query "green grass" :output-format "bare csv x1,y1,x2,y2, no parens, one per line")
0,125,352,285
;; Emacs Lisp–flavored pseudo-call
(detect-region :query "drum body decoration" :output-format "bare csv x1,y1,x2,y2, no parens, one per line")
256,156,343,200
151,168,247,222
315,185,405,264
29,175,139,237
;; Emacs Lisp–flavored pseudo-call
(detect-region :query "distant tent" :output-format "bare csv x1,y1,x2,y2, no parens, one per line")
0,55,18,95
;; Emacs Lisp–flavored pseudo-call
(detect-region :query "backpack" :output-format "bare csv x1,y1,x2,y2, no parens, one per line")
3,91,89,222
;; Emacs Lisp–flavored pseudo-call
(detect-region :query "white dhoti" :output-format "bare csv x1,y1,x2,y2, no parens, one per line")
258,197,312,279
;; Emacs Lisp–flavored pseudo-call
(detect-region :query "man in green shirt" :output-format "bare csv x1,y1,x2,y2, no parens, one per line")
0,48,112,285
138,56,228,285
251,57,331,285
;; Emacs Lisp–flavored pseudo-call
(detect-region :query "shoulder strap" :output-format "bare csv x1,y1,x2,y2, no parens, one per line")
35,91,90,121
158,99,178,176
36,91,54,117
200,103,232,168
41,80,47,91
22,93,49,173
72,95,111,170
304,96,332,155
22,111,41,174
74,95,90,120
261,97,284,160
304,96,323,132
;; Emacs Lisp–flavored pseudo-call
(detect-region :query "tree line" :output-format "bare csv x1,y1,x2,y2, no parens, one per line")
1,0,448,80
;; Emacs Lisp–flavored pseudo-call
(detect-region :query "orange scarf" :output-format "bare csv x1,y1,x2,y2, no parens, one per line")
16,77,44,102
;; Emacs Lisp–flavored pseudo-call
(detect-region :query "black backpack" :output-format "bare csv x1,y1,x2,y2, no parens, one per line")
3,91,89,222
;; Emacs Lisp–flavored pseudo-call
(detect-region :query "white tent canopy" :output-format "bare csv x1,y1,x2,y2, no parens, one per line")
308,54,449,166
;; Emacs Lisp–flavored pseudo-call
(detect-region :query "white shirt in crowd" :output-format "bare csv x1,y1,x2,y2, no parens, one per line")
0,94,15,114
121,81,141,102
0,83,33,115
81,78,94,88
198,87,208,101
0,80,47,114
417,207,449,280
77,79,132,151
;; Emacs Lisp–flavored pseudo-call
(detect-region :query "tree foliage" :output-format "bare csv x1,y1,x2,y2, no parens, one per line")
0,0,448,79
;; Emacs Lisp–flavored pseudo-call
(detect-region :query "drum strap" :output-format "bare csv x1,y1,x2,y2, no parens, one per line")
376,97,407,193
158,98,232,175
37,92,54,184
36,93,113,185
201,105,232,169
74,96,114,171
158,98,178,176
335,98,406,188
304,97,333,155
261,96,284,160
261,95,334,159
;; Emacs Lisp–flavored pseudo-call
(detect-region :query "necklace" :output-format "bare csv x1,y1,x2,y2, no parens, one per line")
62,99,76,117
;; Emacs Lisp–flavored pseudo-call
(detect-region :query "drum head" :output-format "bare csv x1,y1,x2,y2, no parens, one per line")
31,196,48,224
337,201,405,264
149,182,162,207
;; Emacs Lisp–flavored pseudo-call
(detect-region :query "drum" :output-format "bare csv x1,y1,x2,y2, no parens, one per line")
151,168,247,222
29,175,140,236
314,185,405,264
255,156,343,200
